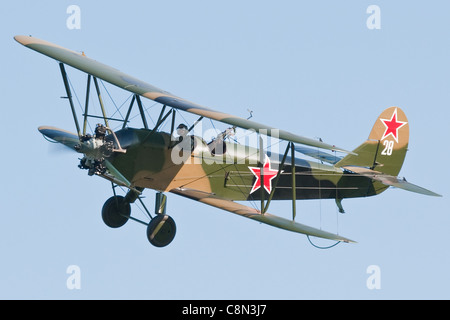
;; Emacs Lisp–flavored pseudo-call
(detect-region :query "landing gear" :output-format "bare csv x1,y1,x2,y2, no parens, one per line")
146,192,176,247
146,214,176,247
101,190,176,247
101,196,131,228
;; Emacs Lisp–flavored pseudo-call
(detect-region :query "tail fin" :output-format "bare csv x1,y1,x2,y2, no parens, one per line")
335,107,409,176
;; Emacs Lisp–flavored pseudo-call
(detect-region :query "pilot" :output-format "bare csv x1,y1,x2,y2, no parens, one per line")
172,123,195,153
176,123,188,142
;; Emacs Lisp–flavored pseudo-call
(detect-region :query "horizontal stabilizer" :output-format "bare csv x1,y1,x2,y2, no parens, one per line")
343,166,442,197
170,188,356,243
295,145,343,164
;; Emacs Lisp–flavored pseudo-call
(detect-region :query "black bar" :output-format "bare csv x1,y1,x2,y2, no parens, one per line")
122,95,136,129
83,114,129,122
92,77,109,128
59,63,81,137
291,142,296,220
135,95,149,129
259,136,265,213
263,142,290,213
82,74,91,136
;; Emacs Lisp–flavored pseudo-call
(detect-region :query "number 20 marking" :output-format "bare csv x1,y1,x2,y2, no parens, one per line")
381,140,394,156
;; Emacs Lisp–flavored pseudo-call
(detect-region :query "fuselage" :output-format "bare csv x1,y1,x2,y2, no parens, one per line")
107,128,388,202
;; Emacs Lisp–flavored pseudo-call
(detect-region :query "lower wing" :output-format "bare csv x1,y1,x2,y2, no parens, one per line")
170,188,356,243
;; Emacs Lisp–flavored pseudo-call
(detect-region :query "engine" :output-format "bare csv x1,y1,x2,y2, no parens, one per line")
75,124,114,176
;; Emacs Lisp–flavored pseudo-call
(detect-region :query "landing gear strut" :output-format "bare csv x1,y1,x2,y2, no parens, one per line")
101,189,176,247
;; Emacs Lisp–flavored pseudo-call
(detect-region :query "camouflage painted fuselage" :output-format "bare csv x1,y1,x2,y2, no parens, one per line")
108,128,388,202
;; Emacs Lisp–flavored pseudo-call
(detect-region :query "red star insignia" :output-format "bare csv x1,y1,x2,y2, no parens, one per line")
380,108,407,143
248,155,281,194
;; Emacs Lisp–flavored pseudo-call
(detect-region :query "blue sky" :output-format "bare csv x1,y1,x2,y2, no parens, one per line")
1,1,449,299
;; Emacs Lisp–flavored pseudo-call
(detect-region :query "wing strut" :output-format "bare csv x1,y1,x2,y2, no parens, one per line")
92,76,109,128
121,94,151,130
259,136,265,213
59,63,81,138
259,142,298,221
82,74,91,136
291,142,297,221
122,94,136,129
263,142,290,214
168,109,177,148
135,95,149,129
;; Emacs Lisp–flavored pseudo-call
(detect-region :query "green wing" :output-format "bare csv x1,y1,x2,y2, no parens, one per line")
170,188,356,243
15,35,354,154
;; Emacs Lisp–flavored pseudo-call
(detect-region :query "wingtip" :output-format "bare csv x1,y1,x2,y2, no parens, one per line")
14,35,32,45
335,235,357,244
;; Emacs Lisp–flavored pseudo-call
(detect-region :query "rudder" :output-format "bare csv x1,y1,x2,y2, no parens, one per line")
336,107,409,177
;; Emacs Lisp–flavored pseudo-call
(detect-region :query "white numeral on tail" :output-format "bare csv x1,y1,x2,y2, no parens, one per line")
381,140,394,156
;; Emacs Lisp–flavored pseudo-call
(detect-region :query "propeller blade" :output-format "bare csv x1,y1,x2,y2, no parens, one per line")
38,126,80,152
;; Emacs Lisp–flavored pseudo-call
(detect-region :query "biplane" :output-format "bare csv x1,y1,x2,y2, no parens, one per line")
14,35,441,247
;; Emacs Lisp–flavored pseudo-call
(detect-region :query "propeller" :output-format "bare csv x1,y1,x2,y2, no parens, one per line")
39,126,80,152
39,125,137,193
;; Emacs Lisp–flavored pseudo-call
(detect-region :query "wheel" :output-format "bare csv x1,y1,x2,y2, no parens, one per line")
101,196,131,228
146,214,176,247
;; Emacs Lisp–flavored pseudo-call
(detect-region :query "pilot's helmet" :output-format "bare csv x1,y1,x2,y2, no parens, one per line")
177,123,188,136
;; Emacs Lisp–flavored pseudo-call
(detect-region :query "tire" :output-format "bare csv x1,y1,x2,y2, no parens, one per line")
146,214,176,247
101,196,131,228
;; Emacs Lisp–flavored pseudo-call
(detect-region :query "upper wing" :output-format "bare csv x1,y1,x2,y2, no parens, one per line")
15,35,354,154
170,187,356,243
